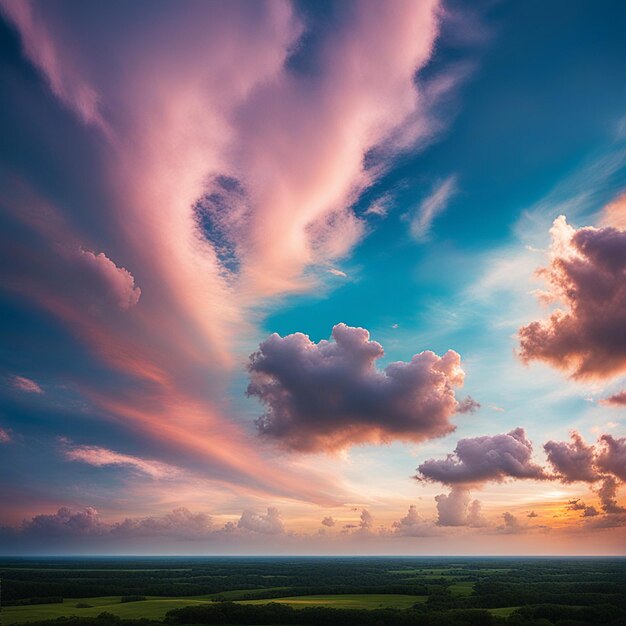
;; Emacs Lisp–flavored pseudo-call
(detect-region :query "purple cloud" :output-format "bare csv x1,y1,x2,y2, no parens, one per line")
434,487,486,527
544,432,598,483
596,435,626,482
416,428,546,485
237,507,284,535
248,323,474,452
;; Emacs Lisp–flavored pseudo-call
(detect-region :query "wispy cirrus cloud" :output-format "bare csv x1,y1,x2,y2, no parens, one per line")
0,0,463,508
63,443,179,479
10,375,43,394
410,175,457,241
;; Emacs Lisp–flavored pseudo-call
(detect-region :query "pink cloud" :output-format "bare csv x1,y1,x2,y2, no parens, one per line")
0,1,469,508
74,249,140,309
21,507,108,537
113,508,214,539
11,375,43,394
496,512,526,535
544,431,626,484
63,444,178,479
0,0,105,128
596,476,625,515
0,427,11,443
544,431,598,483
237,507,284,535
601,191,626,229
392,505,443,536
248,323,473,452
596,435,626,482
518,216,626,380
435,487,485,527
600,391,626,406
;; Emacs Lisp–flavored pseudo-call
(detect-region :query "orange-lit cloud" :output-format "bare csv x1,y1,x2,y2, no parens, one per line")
519,215,626,380
248,323,475,452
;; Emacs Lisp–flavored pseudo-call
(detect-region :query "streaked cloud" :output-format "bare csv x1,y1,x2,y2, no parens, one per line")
10,375,43,394
410,175,457,241
63,443,179,479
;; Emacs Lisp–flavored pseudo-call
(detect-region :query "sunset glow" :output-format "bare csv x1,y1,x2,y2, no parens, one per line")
0,0,625,557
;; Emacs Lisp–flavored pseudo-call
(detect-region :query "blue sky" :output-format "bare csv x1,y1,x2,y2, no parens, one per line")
0,0,625,554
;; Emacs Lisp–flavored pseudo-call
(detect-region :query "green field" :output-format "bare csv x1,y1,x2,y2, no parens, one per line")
489,606,522,617
2,592,428,623
2,595,216,624
449,581,475,596
240,593,427,610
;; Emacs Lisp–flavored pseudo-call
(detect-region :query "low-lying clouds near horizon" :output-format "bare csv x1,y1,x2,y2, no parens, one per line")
0,0,625,555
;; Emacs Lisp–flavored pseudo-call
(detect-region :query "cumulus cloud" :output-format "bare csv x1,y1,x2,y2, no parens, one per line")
583,506,600,517
359,509,374,532
11,375,43,394
74,249,141,309
435,487,484,527
393,505,441,536
21,507,108,537
63,444,179,479
544,432,598,483
1,505,292,546
248,323,472,452
410,175,457,241
496,512,525,534
421,429,625,522
321,516,335,528
416,428,546,485
596,435,626,481
0,428,12,443
565,498,599,518
518,216,626,380
113,508,214,539
544,432,626,484
237,507,284,535
596,476,625,514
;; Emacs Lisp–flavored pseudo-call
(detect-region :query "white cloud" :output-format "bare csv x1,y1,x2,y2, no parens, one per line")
410,175,457,241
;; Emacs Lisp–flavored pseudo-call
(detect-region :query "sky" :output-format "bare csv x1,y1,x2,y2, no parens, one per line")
0,0,625,556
